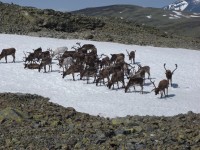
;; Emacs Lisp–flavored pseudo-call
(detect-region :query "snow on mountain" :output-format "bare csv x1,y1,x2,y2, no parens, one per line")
164,0,189,11
0,34,200,118
164,0,200,13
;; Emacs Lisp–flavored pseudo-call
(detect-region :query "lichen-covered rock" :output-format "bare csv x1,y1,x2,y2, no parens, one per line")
0,92,200,149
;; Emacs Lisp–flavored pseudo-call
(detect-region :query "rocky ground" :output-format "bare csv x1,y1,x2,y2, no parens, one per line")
1,2,200,50
0,93,200,149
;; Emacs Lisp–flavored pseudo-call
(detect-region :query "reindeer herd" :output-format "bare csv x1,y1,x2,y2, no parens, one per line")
0,43,178,98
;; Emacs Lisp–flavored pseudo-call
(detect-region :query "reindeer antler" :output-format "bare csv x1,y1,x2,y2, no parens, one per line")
172,64,178,74
164,63,167,71
150,78,156,88
126,49,130,56
76,42,81,48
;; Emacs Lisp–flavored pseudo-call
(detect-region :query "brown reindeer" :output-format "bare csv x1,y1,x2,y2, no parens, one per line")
137,64,150,79
80,66,98,84
24,63,40,69
164,63,178,86
62,64,84,80
0,48,16,63
126,49,136,64
150,79,169,98
107,70,125,89
38,57,52,73
23,52,36,64
125,77,144,93
33,47,42,61
110,53,125,64
96,68,110,86
100,54,110,69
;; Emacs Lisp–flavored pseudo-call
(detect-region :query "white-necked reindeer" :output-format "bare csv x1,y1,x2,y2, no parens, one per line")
164,63,178,86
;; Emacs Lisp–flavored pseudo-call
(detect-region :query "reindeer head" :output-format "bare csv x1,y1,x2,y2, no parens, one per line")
150,79,159,95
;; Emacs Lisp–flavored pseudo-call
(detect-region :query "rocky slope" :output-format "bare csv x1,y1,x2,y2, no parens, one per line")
72,4,200,40
0,93,200,149
0,2,200,50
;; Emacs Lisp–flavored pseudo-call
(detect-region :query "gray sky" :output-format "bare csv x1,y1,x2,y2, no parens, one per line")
0,0,175,11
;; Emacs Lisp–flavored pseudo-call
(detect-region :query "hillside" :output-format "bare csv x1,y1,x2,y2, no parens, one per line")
72,5,200,39
0,93,200,149
0,2,200,49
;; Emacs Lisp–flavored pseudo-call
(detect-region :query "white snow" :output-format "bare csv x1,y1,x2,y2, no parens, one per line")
167,1,188,11
146,15,152,19
0,34,200,118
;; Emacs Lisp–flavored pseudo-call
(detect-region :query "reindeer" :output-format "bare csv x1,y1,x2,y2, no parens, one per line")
164,63,178,86
137,64,150,79
33,47,42,61
150,79,169,98
125,77,144,94
23,51,36,64
100,54,110,69
38,57,52,73
62,64,84,80
96,68,110,86
24,63,40,69
110,53,125,64
58,56,74,72
50,47,68,58
80,66,98,84
0,48,16,63
130,69,146,84
126,49,136,64
107,70,125,89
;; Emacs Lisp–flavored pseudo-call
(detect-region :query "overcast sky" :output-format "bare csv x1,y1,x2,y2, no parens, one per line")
1,0,175,11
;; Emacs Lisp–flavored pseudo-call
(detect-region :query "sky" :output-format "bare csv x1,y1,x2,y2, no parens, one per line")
0,34,200,118
0,0,176,11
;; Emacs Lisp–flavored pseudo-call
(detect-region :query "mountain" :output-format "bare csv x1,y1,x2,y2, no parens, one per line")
72,5,200,39
0,1,200,49
163,0,200,13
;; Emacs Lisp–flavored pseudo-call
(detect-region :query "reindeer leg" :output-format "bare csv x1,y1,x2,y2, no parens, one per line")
166,88,168,97
117,81,119,89
160,91,163,98
13,54,15,63
72,73,75,81
133,86,136,92
141,85,143,94
5,56,7,63
171,79,173,86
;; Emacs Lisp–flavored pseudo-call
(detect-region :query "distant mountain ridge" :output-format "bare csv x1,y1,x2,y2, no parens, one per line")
72,5,200,39
163,0,200,13
0,1,200,49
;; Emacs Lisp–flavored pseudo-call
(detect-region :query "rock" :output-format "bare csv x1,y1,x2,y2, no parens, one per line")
0,107,28,123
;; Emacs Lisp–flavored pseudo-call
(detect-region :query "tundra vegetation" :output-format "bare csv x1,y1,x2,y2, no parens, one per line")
0,93,199,149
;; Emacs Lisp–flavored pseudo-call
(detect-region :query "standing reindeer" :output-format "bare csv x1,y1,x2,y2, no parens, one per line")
164,63,178,86
126,49,136,64
150,79,169,98
38,57,52,73
0,48,16,63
